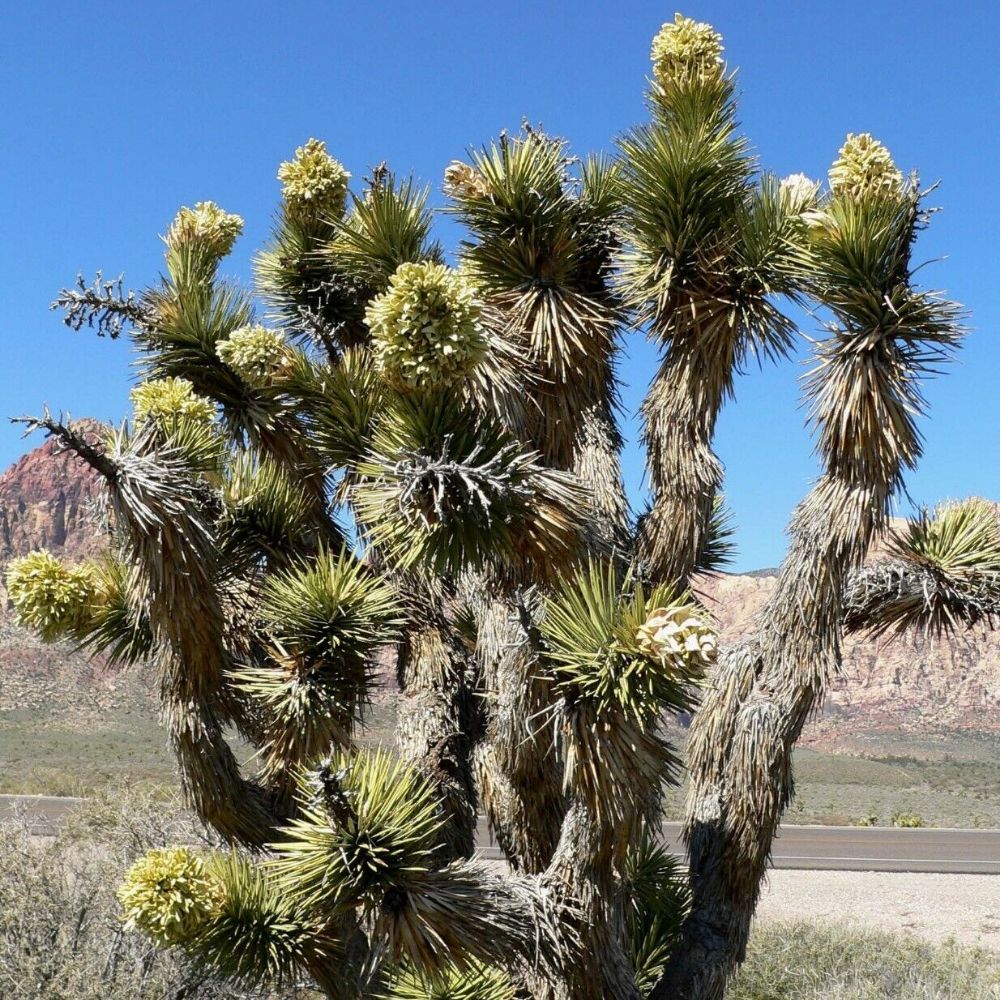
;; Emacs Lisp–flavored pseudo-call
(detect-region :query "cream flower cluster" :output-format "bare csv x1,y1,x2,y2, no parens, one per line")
6,550,96,642
443,160,491,200
165,201,243,259
779,172,821,214
278,138,351,220
828,133,903,200
118,848,221,947
636,605,717,666
131,377,215,428
365,261,486,388
651,13,724,87
216,325,290,385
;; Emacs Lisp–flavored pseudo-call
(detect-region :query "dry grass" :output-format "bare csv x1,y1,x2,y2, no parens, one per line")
2,786,998,997
658,729,1000,829
731,921,1000,999
0,785,317,999
3,699,1000,829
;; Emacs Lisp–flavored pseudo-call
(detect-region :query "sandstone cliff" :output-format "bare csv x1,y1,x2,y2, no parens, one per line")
0,427,997,733
0,420,105,603
0,422,133,719
696,568,1000,735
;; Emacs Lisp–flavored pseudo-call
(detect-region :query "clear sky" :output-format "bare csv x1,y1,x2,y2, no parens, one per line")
2,1,997,571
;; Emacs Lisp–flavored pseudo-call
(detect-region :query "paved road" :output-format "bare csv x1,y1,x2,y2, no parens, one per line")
4,796,997,874
471,817,1000,874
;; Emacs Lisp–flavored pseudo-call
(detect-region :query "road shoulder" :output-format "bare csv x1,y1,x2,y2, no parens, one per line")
756,870,1000,950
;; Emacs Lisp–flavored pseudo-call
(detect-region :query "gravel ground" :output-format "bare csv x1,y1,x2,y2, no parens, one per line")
484,861,1000,950
755,870,1000,949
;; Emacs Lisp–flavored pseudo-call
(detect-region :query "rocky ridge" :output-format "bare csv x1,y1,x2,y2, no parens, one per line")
0,420,105,602
0,426,997,733
696,571,1000,736
0,422,133,718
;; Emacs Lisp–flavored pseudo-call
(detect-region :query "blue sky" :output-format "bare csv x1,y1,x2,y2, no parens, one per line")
2,1,997,571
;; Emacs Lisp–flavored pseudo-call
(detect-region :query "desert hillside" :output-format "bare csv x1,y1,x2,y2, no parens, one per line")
0,420,105,602
696,572,1000,737
0,423,138,718
0,427,998,734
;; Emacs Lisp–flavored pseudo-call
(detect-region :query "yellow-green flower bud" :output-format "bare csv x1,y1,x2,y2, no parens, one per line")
828,133,904,200
6,551,97,641
165,201,243,259
443,160,491,200
118,848,222,947
365,261,486,388
278,138,351,220
131,377,216,429
216,325,290,385
651,13,724,88
636,605,716,666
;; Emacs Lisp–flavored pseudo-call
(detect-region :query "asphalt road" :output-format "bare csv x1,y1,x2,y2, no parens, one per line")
4,795,997,874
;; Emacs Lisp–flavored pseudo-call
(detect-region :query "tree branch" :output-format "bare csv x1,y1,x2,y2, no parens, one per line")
51,272,151,339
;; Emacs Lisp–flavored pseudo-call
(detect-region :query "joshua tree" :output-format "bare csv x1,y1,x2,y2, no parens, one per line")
10,15,998,1000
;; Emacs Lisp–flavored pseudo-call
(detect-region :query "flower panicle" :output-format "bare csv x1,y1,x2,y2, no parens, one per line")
165,201,243,259
117,847,223,947
443,160,492,201
6,550,98,641
780,173,822,214
636,605,717,667
651,13,725,89
828,133,904,200
365,261,485,388
216,325,291,386
130,377,216,428
278,138,351,220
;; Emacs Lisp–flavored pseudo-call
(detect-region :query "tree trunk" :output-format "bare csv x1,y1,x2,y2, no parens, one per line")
652,478,886,1000
638,341,732,584
474,595,565,872
527,800,642,1000
396,625,479,859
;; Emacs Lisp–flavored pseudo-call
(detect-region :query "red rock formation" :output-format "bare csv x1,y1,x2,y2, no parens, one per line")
0,424,997,733
696,562,1000,735
0,420,106,601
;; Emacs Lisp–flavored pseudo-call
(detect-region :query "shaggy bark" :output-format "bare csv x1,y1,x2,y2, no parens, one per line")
474,594,565,873
573,403,631,554
652,477,891,1000
21,415,279,845
473,403,628,874
396,625,480,860
638,341,732,585
533,799,643,1000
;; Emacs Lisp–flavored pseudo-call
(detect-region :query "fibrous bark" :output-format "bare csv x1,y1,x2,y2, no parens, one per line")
653,478,888,999
396,624,480,860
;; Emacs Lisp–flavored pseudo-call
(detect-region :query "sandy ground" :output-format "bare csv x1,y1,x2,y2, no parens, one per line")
755,870,1000,949
481,859,1000,949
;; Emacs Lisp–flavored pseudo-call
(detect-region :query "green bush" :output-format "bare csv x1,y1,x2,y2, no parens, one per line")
890,811,927,828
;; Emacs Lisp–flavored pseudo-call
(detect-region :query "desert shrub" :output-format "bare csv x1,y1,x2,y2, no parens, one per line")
729,921,1000,1000
0,786,317,999
890,811,927,828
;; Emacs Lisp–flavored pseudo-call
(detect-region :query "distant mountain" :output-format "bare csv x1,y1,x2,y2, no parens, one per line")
0,420,105,605
0,421,141,720
0,426,997,735
697,568,1000,737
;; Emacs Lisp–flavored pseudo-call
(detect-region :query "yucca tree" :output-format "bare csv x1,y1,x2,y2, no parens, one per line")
11,15,995,1000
